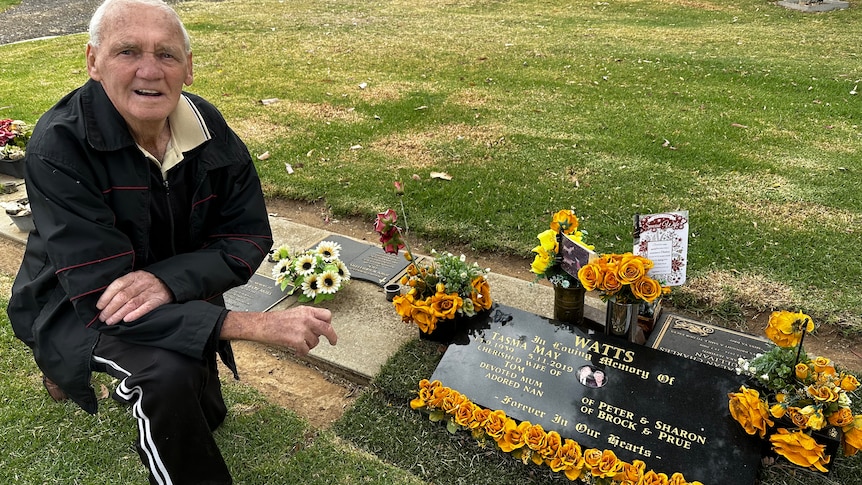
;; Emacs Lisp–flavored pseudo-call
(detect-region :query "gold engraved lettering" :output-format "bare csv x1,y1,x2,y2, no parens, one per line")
500,396,546,418
672,322,715,337
597,356,650,380
654,420,708,448
606,434,653,457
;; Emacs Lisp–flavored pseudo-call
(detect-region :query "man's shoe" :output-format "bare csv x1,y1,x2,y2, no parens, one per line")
42,376,68,402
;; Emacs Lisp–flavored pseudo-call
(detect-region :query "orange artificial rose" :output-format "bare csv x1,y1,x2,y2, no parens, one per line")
839,373,860,392
668,472,690,485
631,276,663,303
427,384,451,408
392,292,415,321
429,291,462,320
410,301,438,334
453,400,475,428
764,310,814,348
498,419,530,453
828,407,854,428
600,269,622,295
795,363,811,380
577,263,602,291
770,428,831,473
483,410,508,441
471,276,493,311
582,448,603,470
813,356,835,375
550,209,579,234
540,430,562,462
616,253,647,284
469,407,492,431
410,378,437,410
842,415,862,456
591,449,623,479
440,390,467,414
728,386,774,438
786,407,809,429
641,470,670,485
800,405,827,430
806,384,839,403
523,423,548,453
551,439,585,481
614,459,645,484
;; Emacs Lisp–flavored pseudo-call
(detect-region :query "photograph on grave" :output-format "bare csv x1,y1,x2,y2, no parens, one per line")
427,305,762,484
647,313,773,372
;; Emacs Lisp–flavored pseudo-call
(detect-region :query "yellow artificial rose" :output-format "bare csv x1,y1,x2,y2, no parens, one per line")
498,419,530,453
582,448,603,470
616,253,647,284
537,228,559,252
828,407,854,428
471,276,493,311
392,293,415,321
577,263,602,291
530,249,551,275
631,276,663,303
795,363,811,380
728,386,774,438
800,405,827,430
552,439,585,481
806,384,839,404
614,459,645,484
441,389,467,414
453,400,475,428
764,310,814,348
668,472,689,485
786,407,809,429
813,356,835,375
842,415,862,456
642,470,670,485
770,403,787,419
523,423,548,452
601,269,622,295
483,410,508,441
769,428,831,473
550,209,579,234
410,379,438,410
591,449,623,479
469,407,491,431
427,385,450,408
840,373,860,392
430,291,462,320
541,430,562,461
410,301,438,334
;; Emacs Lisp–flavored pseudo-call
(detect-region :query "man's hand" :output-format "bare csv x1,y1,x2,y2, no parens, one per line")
97,271,174,325
220,306,336,356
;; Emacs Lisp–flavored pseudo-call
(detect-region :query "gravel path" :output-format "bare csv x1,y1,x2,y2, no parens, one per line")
0,0,102,45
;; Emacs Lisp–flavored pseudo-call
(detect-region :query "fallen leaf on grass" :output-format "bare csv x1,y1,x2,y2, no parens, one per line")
430,172,452,181
661,139,677,150
284,163,294,174
259,98,279,105
257,151,270,160
730,123,748,129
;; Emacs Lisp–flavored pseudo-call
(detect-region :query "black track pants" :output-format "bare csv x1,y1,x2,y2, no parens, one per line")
91,334,232,485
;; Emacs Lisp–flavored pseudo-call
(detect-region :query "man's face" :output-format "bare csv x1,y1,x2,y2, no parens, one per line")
86,5,193,129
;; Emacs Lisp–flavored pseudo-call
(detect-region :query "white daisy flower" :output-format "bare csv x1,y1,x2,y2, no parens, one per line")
294,254,317,276
334,259,351,282
318,270,342,294
301,274,321,299
272,258,292,283
316,241,342,261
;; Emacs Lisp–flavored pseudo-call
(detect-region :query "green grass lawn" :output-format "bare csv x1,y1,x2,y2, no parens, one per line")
2,0,862,483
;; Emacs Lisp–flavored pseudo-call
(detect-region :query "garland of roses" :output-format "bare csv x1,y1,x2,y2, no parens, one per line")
411,379,703,485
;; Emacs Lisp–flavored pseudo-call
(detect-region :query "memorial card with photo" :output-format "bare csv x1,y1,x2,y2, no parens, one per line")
559,233,597,279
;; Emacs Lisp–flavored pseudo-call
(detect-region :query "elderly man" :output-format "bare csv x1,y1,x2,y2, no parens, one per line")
7,0,337,483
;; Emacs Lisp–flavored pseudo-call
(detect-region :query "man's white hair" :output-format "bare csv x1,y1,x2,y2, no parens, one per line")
88,0,191,54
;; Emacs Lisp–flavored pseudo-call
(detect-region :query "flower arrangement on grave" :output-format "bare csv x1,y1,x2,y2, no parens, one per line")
374,205,492,336
530,209,593,288
729,310,862,473
270,240,351,303
410,379,703,484
0,119,31,160
576,253,668,305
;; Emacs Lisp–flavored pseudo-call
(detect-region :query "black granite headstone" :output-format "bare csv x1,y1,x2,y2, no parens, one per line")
224,273,291,312
647,313,774,372
317,234,411,286
429,305,761,484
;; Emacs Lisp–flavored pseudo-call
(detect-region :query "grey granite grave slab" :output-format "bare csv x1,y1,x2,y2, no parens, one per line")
777,0,849,11
647,313,774,372
429,304,761,484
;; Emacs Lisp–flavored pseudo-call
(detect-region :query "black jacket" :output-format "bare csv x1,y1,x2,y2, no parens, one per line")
8,79,273,413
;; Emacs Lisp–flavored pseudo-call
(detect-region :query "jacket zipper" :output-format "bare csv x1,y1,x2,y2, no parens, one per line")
163,179,178,256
